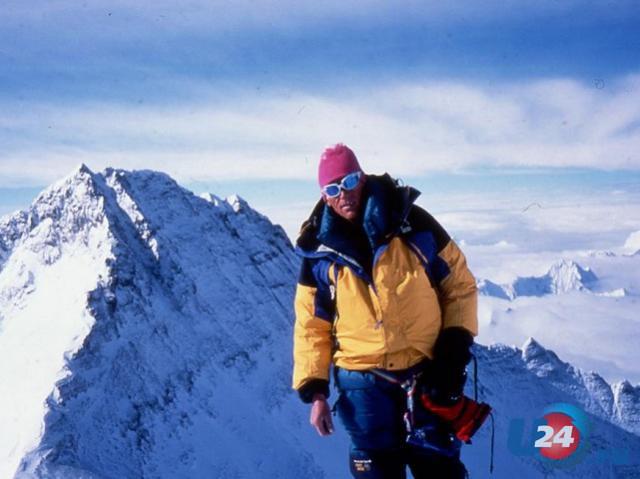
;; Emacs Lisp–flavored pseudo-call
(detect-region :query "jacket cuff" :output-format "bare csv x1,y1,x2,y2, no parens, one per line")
298,379,330,404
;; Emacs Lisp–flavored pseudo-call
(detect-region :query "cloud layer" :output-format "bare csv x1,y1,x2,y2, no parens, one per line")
1,75,639,186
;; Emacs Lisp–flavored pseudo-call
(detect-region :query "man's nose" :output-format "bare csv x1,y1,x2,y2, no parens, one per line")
340,188,355,199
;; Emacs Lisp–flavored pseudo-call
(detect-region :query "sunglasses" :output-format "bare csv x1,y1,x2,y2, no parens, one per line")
322,171,362,198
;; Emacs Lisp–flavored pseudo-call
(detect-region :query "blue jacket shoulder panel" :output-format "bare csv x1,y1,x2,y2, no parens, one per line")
297,256,336,322
403,206,452,285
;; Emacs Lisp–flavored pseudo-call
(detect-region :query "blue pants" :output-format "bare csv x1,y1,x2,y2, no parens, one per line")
334,367,468,479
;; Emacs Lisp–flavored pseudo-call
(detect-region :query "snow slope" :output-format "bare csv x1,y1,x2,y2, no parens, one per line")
1,166,331,478
0,166,113,477
0,166,638,478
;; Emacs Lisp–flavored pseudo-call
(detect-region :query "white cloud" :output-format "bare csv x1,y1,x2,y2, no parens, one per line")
1,75,639,186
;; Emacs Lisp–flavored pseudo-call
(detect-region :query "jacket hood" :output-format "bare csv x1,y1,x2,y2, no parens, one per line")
296,174,420,258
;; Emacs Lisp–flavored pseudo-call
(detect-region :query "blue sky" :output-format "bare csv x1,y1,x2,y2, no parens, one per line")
1,0,639,218
2,1,639,98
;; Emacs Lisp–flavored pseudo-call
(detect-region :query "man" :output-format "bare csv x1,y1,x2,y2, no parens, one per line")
293,144,478,478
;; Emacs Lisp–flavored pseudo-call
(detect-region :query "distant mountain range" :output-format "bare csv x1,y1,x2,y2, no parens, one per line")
477,259,604,300
0,166,638,478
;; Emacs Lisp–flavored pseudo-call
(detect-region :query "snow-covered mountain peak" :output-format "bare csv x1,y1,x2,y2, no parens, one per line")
201,191,258,215
613,380,640,400
521,337,569,377
616,380,633,391
1,166,312,479
226,193,247,212
546,259,597,293
0,163,109,273
199,192,225,207
510,336,640,439
74,162,93,176
36,162,98,202
476,278,511,300
612,380,640,435
521,337,543,356
478,258,599,300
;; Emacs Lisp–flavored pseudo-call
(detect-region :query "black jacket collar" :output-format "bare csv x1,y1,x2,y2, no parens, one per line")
296,174,420,260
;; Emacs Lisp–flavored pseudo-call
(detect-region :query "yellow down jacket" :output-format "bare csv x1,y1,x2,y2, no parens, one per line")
292,174,478,392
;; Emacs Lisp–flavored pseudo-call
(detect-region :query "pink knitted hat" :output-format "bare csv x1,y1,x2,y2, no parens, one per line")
318,143,362,188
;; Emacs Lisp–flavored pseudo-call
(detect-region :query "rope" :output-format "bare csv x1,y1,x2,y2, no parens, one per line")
472,353,495,475
472,354,478,403
489,411,495,474
369,368,417,433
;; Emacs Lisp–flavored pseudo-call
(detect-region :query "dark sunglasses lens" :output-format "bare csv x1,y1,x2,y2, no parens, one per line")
324,184,341,197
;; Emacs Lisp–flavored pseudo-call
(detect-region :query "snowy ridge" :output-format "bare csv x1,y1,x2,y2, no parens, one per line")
1,166,639,478
520,338,640,435
0,165,114,478
465,339,640,477
1,166,320,479
478,259,598,300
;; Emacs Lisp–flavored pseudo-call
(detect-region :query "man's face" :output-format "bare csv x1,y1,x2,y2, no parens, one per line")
323,174,366,222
